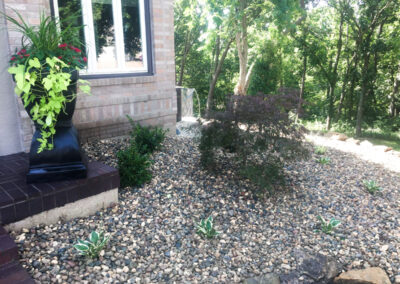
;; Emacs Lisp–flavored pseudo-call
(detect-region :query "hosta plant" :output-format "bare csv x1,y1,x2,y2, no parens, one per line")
363,180,382,194
315,146,327,155
195,216,220,239
74,230,110,259
317,156,331,165
317,216,341,234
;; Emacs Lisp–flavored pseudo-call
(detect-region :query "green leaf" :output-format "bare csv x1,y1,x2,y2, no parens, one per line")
45,114,52,126
29,58,41,69
74,244,89,251
90,231,99,244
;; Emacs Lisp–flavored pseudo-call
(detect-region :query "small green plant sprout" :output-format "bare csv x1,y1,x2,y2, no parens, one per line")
315,146,327,155
195,216,220,239
316,156,331,164
363,180,382,194
74,230,110,259
317,215,341,234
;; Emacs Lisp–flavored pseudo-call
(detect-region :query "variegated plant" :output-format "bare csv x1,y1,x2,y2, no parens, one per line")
74,230,110,259
317,216,341,235
195,216,220,239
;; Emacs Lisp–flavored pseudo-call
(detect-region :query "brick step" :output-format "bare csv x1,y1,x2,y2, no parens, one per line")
0,261,34,284
0,227,18,266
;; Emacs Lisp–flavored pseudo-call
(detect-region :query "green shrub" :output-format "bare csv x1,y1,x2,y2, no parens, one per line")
117,145,152,187
74,230,110,259
199,93,309,195
127,115,167,154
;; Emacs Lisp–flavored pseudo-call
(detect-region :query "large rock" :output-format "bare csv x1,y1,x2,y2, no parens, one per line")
333,133,348,141
293,249,340,283
334,267,391,284
244,273,280,284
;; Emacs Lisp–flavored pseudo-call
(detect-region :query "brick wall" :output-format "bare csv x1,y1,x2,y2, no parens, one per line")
3,0,176,151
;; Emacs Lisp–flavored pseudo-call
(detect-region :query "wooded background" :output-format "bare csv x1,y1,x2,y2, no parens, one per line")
174,0,400,137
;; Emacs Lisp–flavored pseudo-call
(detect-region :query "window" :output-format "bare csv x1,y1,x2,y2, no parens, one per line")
52,0,152,77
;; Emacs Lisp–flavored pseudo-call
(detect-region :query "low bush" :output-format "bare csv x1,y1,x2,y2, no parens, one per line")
117,145,152,188
127,115,167,154
199,93,309,196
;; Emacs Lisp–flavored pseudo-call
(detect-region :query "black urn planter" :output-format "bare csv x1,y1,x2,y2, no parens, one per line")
24,70,87,183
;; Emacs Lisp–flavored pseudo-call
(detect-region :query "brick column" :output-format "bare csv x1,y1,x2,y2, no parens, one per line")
0,2,23,155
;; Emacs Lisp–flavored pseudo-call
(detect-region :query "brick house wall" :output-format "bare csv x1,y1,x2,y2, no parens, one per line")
3,0,176,151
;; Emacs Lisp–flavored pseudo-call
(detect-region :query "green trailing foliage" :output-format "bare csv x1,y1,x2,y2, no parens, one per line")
199,93,309,196
8,57,90,152
195,216,220,239
317,216,341,235
74,230,110,259
117,145,152,188
363,180,382,194
127,115,167,154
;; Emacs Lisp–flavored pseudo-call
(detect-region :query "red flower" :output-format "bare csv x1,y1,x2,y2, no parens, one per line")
17,51,21,55
19,55,23,59
10,56,16,61
74,48,81,53
58,43,67,48
58,56,63,59
83,57,87,63
24,54,30,57
20,49,26,54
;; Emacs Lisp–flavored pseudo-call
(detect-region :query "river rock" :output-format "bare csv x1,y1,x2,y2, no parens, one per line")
295,250,340,283
334,267,391,284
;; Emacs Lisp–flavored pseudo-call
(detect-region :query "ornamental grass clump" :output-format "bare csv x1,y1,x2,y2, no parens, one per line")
199,93,309,196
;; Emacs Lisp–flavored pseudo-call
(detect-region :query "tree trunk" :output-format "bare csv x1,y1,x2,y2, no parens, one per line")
326,14,344,130
177,30,192,86
234,0,251,96
296,54,307,123
356,53,370,137
206,37,234,115
390,63,400,116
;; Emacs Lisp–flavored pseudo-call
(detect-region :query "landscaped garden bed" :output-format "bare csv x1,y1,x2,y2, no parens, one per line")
10,131,400,283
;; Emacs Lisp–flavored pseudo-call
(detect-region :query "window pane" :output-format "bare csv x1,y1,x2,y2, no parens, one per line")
121,0,144,69
92,0,118,69
57,0,86,55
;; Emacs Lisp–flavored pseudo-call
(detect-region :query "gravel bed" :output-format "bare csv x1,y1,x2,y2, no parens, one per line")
11,134,400,283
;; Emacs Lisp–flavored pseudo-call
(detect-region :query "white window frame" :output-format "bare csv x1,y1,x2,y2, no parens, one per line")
53,0,149,75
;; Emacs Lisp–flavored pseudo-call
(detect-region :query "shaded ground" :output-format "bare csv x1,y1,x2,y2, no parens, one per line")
11,135,400,283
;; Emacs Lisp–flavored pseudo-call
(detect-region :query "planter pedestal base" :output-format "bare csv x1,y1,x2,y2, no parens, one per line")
27,126,87,184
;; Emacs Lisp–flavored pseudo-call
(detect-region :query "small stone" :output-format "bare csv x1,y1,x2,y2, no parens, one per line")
380,245,389,252
394,275,400,284
122,266,129,273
